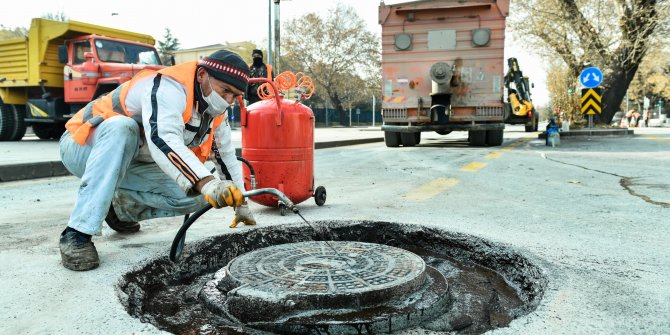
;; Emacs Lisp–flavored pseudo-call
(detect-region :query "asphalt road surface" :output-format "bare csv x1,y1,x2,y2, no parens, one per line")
1,126,668,334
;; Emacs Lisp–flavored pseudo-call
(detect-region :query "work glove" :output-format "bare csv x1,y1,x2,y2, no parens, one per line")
200,179,244,209
229,203,257,228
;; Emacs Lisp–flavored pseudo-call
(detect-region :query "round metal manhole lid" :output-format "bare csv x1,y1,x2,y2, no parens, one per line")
225,241,426,296
206,241,429,323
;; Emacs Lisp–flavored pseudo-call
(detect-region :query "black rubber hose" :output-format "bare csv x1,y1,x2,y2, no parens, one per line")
236,156,255,176
173,157,256,262
170,203,213,262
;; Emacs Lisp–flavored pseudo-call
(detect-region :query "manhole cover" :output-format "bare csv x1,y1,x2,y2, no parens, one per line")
200,241,449,333
226,241,426,295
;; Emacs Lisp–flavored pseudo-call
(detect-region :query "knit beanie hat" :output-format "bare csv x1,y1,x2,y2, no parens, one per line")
252,49,263,58
198,50,250,93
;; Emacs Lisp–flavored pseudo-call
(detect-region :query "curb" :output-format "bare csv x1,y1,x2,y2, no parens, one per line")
0,161,71,182
538,129,635,139
0,138,383,183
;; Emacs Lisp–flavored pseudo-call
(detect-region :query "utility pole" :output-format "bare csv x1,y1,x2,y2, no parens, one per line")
267,0,272,69
274,0,281,72
372,95,376,127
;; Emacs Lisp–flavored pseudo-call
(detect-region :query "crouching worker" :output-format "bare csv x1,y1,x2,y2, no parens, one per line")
58,50,257,271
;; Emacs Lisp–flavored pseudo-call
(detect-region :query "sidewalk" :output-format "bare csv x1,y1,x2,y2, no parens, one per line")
0,127,383,182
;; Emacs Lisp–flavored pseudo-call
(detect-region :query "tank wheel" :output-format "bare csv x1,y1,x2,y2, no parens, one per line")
384,131,401,147
32,123,56,140
400,132,417,147
468,130,486,146
279,203,287,216
486,129,504,146
314,186,327,206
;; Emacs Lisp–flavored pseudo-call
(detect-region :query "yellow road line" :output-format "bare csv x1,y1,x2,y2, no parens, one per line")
460,162,487,172
405,177,460,201
501,134,535,150
484,151,503,159
642,135,670,144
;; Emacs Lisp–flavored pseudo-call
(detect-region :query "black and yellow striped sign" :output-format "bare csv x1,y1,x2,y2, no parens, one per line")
581,88,602,115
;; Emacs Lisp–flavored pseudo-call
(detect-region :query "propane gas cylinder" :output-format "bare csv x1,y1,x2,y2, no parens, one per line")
241,96,315,207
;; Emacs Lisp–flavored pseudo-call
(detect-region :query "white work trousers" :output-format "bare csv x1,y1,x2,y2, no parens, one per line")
59,116,206,235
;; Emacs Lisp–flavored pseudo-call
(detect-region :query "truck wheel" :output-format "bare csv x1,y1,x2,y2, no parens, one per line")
525,111,538,132
9,105,27,141
468,130,486,146
0,103,26,141
414,132,421,145
401,132,417,147
384,131,401,147
486,129,504,146
51,123,66,139
0,102,15,141
32,123,55,140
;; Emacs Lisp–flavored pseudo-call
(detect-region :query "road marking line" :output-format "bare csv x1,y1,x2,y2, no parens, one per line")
501,134,535,150
484,151,503,159
460,162,487,172
406,177,460,201
642,135,670,144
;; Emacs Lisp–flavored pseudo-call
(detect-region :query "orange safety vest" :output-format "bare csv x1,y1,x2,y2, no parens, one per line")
65,61,225,163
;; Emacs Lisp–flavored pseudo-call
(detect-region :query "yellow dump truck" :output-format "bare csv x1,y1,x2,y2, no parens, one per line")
379,0,509,147
0,18,164,141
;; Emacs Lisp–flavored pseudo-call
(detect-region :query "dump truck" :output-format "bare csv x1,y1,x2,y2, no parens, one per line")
0,18,164,141
379,0,509,147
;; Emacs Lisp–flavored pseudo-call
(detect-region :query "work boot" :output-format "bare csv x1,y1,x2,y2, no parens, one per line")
105,205,140,233
59,227,100,271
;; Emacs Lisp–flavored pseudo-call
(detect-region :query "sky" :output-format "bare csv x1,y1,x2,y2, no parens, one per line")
1,0,548,106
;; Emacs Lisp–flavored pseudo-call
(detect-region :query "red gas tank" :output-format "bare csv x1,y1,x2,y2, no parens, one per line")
241,95,316,208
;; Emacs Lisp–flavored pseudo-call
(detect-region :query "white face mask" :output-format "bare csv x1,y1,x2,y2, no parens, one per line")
201,74,230,117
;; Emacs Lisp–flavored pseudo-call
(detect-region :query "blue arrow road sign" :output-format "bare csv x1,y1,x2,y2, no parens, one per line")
580,67,603,88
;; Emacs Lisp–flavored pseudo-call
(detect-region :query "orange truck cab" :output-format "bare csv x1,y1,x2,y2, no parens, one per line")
379,0,510,147
60,35,164,109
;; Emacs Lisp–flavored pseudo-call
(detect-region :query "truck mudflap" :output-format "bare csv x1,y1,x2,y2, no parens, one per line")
382,123,504,133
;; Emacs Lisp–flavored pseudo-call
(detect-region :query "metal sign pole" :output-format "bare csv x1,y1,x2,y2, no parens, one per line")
589,115,593,129
372,95,376,127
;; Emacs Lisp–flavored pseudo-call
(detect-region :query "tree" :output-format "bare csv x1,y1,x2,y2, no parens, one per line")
627,43,670,110
281,4,380,126
42,11,68,22
0,26,27,40
1,11,67,41
158,28,180,66
509,0,669,124
546,62,583,126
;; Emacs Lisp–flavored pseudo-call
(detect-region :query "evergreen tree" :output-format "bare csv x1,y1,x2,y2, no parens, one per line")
158,28,180,66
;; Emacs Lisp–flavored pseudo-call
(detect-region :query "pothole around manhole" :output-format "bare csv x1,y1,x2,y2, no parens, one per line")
117,221,547,334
